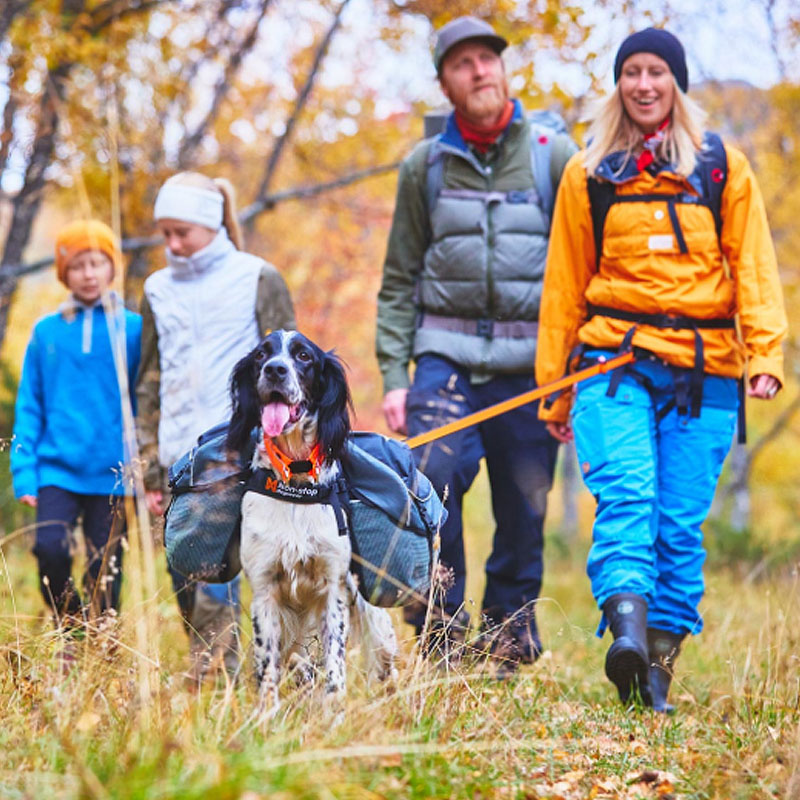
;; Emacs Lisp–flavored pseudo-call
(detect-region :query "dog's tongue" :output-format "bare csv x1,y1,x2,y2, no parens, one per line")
262,402,291,437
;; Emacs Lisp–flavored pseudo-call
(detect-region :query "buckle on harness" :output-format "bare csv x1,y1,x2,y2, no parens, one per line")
476,318,494,339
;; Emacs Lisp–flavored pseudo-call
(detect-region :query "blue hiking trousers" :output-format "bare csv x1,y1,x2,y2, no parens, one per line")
571,352,738,636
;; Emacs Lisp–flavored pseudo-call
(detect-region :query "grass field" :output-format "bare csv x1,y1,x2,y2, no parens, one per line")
1,462,799,800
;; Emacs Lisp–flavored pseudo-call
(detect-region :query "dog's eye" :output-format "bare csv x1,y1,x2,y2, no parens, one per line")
254,351,267,363
297,350,311,362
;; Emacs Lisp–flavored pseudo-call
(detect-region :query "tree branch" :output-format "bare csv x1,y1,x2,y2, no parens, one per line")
87,0,177,34
177,0,274,168
763,0,788,82
0,0,32,46
7,159,401,278
0,68,20,179
253,0,352,201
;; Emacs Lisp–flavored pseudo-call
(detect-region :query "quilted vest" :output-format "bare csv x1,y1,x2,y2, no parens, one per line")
144,229,263,466
414,119,551,374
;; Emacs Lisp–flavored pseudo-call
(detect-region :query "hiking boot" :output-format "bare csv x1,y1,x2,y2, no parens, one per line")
647,628,686,714
603,593,651,706
509,617,542,665
417,609,470,668
186,589,240,686
477,608,542,665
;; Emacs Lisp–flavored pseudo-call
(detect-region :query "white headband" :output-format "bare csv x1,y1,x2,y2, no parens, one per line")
154,183,224,229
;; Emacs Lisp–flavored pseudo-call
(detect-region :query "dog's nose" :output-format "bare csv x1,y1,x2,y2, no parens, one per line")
264,359,288,381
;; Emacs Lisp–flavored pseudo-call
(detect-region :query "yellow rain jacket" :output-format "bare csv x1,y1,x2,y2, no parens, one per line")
536,143,787,423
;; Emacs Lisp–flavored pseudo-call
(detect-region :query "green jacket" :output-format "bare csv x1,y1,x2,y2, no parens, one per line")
376,104,576,393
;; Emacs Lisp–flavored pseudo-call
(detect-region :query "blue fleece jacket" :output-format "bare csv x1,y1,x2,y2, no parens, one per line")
11,294,142,498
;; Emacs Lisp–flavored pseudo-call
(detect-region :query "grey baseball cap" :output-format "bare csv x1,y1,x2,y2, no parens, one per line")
433,16,508,74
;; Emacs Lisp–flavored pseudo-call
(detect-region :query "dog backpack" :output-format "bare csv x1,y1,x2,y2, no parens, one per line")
164,425,448,607
341,431,447,607
164,422,254,584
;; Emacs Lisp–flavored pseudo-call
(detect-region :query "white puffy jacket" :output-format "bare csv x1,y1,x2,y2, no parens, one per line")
144,229,264,466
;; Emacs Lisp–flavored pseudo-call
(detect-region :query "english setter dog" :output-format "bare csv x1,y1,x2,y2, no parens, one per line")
227,330,397,715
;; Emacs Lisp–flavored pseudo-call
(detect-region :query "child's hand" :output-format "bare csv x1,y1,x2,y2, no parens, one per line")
145,490,165,516
19,495,37,508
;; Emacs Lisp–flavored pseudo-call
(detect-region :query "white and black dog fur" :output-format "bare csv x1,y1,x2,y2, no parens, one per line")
227,330,397,715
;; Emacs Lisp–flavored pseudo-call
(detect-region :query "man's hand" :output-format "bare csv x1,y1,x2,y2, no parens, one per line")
546,421,573,443
145,490,165,516
382,388,409,435
748,373,780,400
19,495,37,508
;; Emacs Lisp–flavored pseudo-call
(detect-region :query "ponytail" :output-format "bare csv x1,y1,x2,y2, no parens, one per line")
213,177,243,250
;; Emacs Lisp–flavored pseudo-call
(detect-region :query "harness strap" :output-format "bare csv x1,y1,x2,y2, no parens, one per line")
586,304,736,331
606,326,637,399
610,192,706,255
419,312,538,340
587,304,736,419
247,468,350,537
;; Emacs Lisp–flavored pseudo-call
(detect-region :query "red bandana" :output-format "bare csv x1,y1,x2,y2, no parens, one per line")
636,117,671,172
455,100,515,153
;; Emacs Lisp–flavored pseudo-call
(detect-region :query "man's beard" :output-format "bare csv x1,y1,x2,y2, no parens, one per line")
463,83,508,122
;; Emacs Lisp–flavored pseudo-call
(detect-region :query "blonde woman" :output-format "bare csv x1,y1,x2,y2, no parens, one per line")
535,29,786,711
136,171,295,681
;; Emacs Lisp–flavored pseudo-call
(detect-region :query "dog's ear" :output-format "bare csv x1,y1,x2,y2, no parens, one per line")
316,350,352,463
227,349,261,454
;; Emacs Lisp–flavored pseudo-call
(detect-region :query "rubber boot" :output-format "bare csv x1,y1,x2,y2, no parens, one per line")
647,628,686,714
603,593,651,705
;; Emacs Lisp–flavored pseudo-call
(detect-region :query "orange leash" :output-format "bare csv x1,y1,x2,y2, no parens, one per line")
405,350,635,450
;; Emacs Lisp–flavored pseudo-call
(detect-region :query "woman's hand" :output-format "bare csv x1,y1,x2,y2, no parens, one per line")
748,373,781,400
546,421,574,443
19,495,37,508
145,490,165,516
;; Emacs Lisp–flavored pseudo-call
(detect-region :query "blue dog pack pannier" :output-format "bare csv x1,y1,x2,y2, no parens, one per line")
341,431,446,606
165,422,248,584
164,425,447,607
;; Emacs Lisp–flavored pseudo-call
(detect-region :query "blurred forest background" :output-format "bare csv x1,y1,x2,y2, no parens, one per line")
1,0,799,564
1,5,800,797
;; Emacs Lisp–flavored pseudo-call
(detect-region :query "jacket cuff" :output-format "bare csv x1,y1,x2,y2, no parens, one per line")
748,355,785,388
13,472,38,499
382,365,411,395
537,393,572,424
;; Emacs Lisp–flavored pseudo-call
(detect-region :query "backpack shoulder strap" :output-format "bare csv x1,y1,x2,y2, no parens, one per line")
528,122,556,221
425,136,446,216
697,132,728,242
527,109,572,223
587,176,617,268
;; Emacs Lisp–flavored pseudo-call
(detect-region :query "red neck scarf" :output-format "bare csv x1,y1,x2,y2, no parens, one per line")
636,117,671,171
455,100,515,153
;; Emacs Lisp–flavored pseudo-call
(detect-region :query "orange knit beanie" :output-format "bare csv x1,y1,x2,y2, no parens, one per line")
54,220,122,284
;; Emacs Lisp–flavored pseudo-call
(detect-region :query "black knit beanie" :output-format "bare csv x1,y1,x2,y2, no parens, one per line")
613,28,688,93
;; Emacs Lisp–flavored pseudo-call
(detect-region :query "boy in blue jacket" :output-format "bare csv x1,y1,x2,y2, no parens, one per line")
11,220,141,625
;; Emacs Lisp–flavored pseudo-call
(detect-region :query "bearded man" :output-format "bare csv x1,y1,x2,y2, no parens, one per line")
376,16,577,673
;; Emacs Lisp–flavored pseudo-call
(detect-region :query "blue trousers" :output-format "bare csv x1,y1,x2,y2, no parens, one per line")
405,354,559,629
571,354,738,636
34,485,126,619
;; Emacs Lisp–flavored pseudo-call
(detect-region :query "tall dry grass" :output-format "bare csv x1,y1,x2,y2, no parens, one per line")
1,471,799,799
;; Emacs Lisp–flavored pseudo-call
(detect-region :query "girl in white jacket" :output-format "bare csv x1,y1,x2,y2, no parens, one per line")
136,171,295,681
